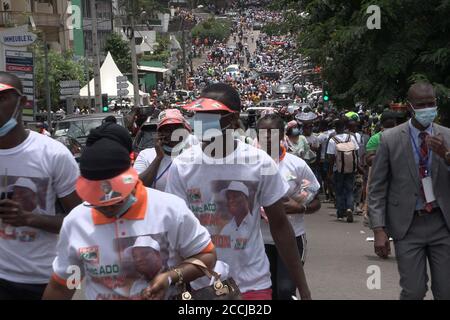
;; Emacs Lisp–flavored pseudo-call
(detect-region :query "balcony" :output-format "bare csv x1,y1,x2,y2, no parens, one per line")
0,11,61,28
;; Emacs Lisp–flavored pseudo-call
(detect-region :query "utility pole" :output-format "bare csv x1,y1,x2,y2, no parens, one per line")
43,34,51,130
181,19,187,90
90,0,102,112
82,2,92,110
130,14,140,108
85,56,92,109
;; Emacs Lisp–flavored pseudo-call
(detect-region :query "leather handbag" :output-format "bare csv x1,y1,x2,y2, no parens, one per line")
172,258,241,300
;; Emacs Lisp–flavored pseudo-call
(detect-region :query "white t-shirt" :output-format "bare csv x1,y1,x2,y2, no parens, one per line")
326,133,360,172
52,185,212,300
261,153,320,244
318,130,335,160
133,135,199,192
0,131,79,284
165,140,289,293
133,149,173,191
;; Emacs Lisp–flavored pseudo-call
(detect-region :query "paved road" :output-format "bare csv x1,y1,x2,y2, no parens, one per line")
303,198,433,300
303,199,400,300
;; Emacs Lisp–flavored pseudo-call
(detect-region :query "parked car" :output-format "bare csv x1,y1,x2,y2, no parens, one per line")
175,90,195,101
256,99,294,108
274,83,294,95
225,64,241,79
307,90,323,101
53,113,127,146
54,136,83,163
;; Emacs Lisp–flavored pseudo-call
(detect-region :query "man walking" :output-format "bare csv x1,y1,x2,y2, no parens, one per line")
0,72,80,299
369,82,450,299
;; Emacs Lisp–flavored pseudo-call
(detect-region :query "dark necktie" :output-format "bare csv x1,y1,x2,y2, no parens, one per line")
418,132,433,212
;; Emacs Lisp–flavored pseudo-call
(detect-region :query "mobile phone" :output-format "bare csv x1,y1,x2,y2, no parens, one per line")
0,191,13,200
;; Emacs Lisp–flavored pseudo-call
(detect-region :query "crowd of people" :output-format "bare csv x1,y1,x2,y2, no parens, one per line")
1,5,449,302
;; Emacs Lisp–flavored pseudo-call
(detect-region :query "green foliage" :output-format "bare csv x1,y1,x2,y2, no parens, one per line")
268,0,450,111
34,48,86,111
141,51,170,63
104,32,132,74
191,18,232,42
118,0,169,20
141,34,171,63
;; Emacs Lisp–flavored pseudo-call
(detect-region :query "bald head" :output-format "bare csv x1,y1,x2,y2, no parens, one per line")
0,72,23,94
407,82,435,107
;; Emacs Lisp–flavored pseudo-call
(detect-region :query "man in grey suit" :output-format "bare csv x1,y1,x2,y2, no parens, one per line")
369,82,450,300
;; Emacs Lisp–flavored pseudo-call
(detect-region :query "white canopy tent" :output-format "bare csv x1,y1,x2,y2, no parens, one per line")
138,65,169,73
80,52,148,104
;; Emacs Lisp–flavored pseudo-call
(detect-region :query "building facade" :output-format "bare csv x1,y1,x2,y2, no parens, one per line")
0,0,71,51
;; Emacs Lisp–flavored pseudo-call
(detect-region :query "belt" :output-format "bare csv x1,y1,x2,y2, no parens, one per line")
414,207,441,216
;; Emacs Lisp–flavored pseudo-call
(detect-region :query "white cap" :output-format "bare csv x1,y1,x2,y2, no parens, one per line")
124,236,160,259
13,177,37,193
226,181,249,197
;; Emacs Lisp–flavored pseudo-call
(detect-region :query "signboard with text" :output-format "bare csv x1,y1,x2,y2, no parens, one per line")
5,50,34,121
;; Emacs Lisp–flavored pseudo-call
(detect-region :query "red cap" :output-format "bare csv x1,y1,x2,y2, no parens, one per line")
157,109,191,131
183,98,235,113
76,167,139,207
0,83,22,94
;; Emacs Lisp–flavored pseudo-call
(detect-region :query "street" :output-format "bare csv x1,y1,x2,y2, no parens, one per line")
304,198,434,300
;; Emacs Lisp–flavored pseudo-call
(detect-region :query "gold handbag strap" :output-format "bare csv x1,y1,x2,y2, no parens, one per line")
181,258,221,280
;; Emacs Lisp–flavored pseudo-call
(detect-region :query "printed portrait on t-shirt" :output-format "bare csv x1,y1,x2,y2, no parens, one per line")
87,234,170,300
199,180,258,252
0,175,49,241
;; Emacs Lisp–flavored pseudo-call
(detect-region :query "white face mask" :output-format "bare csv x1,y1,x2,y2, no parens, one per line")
193,112,233,142
413,106,438,128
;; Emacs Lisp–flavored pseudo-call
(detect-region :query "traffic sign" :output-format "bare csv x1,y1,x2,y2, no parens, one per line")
60,80,80,88
116,76,128,82
23,87,34,94
117,82,129,89
6,64,33,72
60,94,80,100
16,73,33,80
117,89,129,96
5,50,34,119
60,87,80,95
5,50,33,58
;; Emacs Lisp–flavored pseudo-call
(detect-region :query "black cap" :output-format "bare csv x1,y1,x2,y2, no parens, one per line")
80,123,133,180
86,122,132,153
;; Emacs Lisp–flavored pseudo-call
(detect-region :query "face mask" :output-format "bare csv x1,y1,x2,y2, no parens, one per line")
113,194,137,218
0,95,22,137
193,113,233,142
413,106,437,128
163,138,188,155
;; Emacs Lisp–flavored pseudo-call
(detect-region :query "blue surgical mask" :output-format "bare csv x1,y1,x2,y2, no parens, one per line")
163,139,188,155
0,96,22,137
413,106,437,128
193,113,233,142
114,194,137,218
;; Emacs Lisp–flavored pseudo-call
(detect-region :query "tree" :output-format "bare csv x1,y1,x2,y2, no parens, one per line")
191,17,232,42
34,48,86,111
104,32,132,74
267,0,450,113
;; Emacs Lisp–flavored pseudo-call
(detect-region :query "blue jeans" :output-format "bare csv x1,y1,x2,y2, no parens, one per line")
333,172,355,217
265,234,306,300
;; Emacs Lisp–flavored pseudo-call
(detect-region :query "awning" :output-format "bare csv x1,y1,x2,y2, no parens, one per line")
138,66,169,73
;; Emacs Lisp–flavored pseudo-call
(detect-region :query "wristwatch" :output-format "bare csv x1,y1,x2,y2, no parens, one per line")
445,150,450,165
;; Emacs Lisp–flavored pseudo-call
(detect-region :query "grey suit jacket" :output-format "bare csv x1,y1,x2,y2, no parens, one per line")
368,121,450,240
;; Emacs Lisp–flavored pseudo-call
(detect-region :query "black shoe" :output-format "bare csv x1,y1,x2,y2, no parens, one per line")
346,209,354,223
